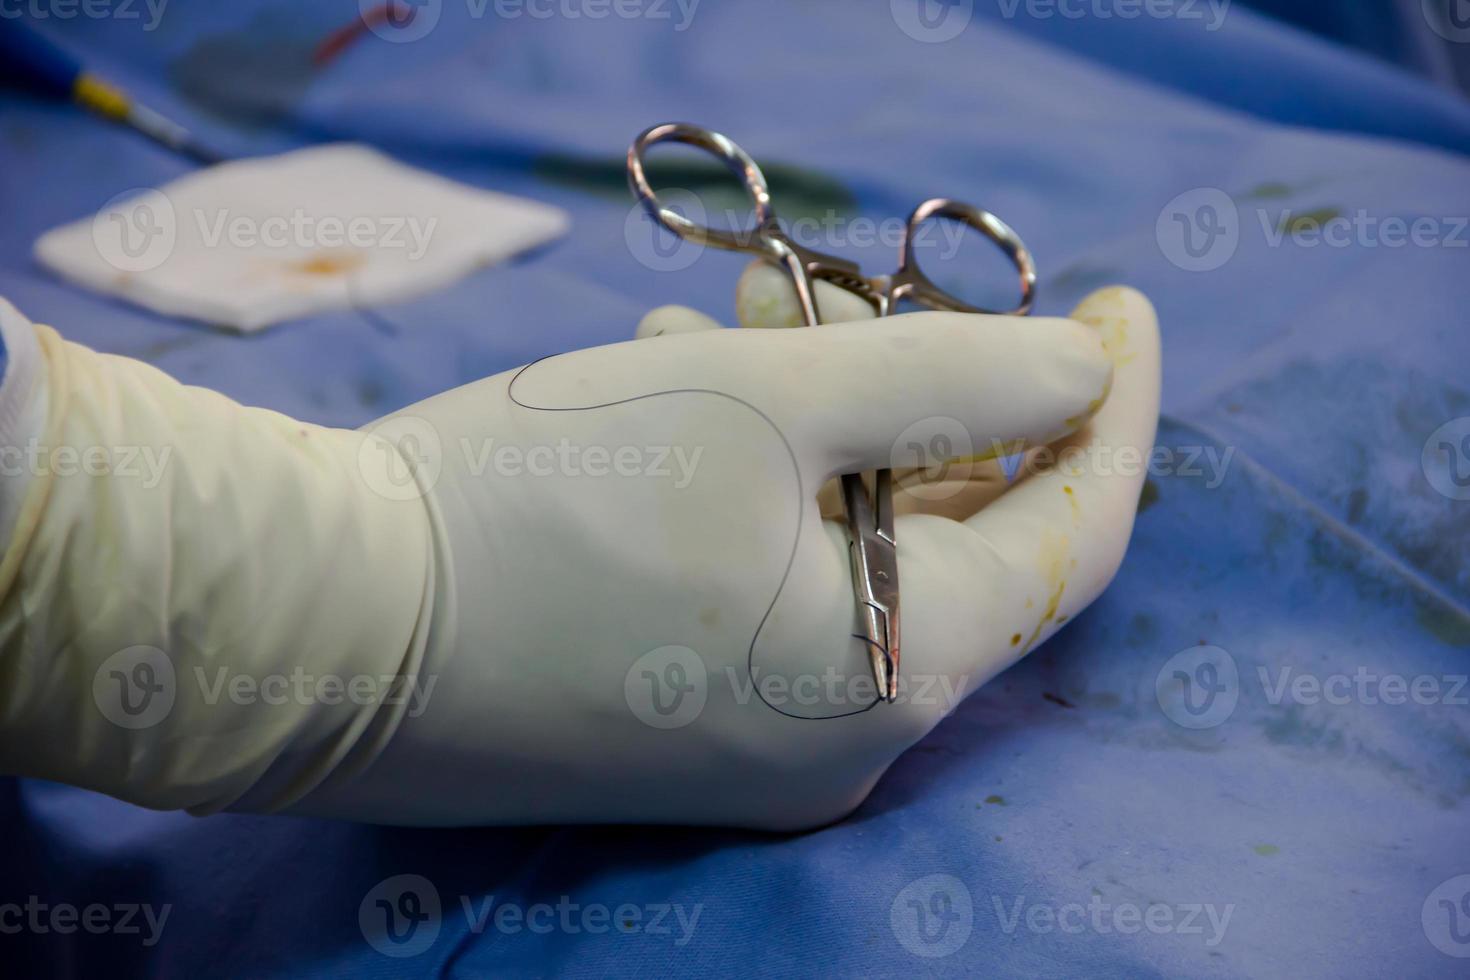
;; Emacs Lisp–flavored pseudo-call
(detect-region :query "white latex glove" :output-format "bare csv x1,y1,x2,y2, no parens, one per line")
0,273,1158,830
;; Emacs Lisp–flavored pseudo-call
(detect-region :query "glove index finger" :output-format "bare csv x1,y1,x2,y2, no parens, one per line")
778,310,1113,483
735,260,879,328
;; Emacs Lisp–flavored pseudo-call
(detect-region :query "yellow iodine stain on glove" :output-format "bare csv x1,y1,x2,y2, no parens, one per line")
1019,529,1072,654
1074,286,1136,368
1063,484,1081,525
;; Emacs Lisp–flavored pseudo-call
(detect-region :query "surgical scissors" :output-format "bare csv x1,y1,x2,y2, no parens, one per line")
627,122,1036,704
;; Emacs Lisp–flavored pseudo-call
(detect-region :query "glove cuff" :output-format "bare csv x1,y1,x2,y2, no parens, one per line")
0,312,436,815
0,298,50,557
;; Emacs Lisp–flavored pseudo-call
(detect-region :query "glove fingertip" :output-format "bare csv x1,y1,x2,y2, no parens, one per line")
1068,285,1160,373
634,305,725,340
735,260,878,328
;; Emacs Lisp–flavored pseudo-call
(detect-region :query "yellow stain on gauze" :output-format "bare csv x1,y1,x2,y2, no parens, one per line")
290,252,366,277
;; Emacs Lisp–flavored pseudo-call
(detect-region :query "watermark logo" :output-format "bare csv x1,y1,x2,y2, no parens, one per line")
624,190,708,273
892,416,976,501
1156,188,1238,272
360,415,443,501
625,645,707,729
891,0,973,43
92,189,176,274
890,874,973,958
1423,417,1470,501
93,645,176,730
361,0,441,42
1423,0,1470,43
360,874,442,958
1155,645,1239,729
1423,874,1470,958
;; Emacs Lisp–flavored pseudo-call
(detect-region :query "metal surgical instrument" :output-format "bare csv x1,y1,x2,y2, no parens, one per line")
627,122,1036,704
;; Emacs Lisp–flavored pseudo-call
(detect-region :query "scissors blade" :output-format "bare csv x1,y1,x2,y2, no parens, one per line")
841,471,900,703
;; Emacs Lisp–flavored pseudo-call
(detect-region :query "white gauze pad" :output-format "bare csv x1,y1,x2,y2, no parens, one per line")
35,144,570,332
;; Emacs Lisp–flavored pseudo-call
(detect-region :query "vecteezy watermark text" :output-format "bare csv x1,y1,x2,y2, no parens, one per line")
474,0,699,28
890,0,1229,43
1258,666,1467,708
727,666,969,711
91,189,440,272
359,875,701,958
193,209,436,261
622,645,972,728
360,0,700,44
888,876,1234,960
1156,644,1468,729
1158,188,1469,272
986,437,1235,489
91,645,438,731
0,440,171,488
0,897,171,947
887,419,1237,502
461,438,703,487
995,0,1229,30
992,894,1234,946
359,416,708,501
0,0,167,30
192,666,437,717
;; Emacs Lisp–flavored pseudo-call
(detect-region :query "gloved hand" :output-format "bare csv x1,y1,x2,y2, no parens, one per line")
0,269,1158,830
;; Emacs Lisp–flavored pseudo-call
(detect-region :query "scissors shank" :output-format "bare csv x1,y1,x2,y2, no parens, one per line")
841,472,900,702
